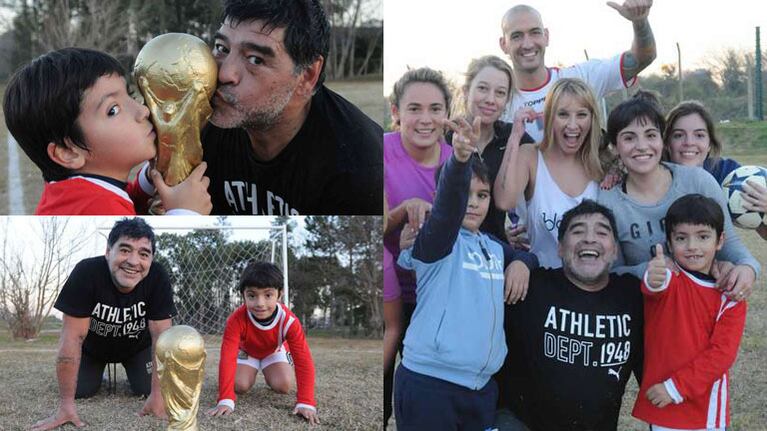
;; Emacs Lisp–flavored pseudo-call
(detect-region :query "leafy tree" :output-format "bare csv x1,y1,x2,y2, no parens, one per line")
304,216,382,336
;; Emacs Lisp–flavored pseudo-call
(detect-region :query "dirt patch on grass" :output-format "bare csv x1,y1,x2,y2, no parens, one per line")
0,336,381,430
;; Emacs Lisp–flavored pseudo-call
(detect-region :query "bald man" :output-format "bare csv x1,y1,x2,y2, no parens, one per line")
499,1,656,142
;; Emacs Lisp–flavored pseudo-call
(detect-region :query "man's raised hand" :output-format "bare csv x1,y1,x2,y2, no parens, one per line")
607,0,653,22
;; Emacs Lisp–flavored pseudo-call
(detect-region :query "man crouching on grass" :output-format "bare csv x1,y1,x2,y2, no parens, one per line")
32,218,175,430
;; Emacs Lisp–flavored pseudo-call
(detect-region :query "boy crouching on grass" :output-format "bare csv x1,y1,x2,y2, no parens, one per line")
394,120,538,431
207,261,318,425
2,47,210,215
632,194,747,430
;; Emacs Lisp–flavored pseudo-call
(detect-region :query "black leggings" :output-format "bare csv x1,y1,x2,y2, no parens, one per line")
75,345,153,398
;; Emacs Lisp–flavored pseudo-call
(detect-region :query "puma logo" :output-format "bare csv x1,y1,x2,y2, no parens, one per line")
608,367,621,381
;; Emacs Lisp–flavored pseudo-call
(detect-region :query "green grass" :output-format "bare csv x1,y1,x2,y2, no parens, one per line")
717,120,767,156
326,79,383,127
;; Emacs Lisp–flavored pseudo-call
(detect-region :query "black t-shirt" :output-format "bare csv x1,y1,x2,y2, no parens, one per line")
202,85,383,215
54,256,176,362
446,121,534,240
500,268,643,431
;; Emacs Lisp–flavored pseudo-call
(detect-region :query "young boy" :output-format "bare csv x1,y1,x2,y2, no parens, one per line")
632,194,747,430
394,126,538,430
207,261,318,425
2,47,209,215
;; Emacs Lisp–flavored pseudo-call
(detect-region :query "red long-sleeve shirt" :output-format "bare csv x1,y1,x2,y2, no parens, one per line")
35,171,151,215
217,304,316,409
632,268,746,429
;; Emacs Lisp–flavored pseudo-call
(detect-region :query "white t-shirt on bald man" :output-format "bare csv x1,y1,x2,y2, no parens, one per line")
501,53,637,142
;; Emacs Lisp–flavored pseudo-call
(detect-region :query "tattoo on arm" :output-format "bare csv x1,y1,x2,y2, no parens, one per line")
624,19,656,80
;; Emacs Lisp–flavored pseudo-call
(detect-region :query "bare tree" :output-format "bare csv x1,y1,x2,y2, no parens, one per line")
37,0,130,53
0,218,90,340
304,216,382,336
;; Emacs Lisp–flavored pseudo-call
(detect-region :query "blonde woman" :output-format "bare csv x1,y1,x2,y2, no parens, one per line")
445,55,534,242
495,78,604,271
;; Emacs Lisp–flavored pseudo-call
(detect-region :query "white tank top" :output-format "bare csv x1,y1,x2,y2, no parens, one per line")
527,151,598,268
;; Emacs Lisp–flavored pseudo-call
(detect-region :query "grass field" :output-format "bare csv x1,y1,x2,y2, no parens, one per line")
0,79,384,215
0,334,381,431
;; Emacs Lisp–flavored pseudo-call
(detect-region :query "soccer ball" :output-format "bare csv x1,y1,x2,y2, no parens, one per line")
721,165,767,229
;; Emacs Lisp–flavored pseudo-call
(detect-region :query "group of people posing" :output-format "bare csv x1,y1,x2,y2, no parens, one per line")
384,1,766,430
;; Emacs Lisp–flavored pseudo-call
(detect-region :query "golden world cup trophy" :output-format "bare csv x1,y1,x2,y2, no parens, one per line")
133,33,217,195
155,325,206,431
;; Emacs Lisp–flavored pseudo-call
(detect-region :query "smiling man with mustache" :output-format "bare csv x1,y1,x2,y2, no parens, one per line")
497,200,644,431
32,218,175,431
200,0,383,216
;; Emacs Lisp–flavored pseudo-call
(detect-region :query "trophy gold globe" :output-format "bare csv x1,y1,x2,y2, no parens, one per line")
134,33,217,188
155,325,206,431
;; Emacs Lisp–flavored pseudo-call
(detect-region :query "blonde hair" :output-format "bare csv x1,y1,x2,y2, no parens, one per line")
456,55,514,119
540,78,604,180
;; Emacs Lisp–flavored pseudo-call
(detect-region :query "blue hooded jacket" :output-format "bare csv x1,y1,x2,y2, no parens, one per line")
398,155,538,390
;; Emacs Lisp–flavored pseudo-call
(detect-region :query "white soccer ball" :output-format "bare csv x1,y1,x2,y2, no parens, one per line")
721,165,767,229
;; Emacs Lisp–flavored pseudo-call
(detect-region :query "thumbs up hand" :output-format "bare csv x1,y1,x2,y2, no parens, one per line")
647,243,669,289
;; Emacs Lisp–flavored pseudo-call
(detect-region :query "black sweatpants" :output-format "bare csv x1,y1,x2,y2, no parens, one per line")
75,345,153,398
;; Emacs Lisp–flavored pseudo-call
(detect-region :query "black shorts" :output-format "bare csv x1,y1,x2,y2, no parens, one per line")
75,345,152,398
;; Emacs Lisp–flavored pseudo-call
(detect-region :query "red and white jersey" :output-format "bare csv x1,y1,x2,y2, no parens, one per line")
632,267,747,429
35,167,152,215
217,303,316,409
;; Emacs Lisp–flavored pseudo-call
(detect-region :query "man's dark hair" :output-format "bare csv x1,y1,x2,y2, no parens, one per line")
557,200,619,242
107,218,156,253
238,261,284,294
222,0,330,87
664,194,724,242
605,90,666,148
3,48,126,182
434,154,491,186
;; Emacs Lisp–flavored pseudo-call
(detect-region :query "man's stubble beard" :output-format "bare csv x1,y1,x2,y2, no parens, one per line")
562,259,611,291
209,83,297,131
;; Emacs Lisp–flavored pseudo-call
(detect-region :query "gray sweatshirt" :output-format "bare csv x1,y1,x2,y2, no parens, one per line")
597,162,760,279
